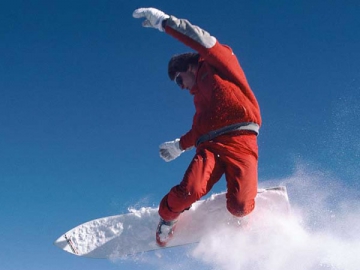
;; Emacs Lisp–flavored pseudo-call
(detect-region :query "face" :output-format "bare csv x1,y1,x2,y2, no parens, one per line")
174,66,197,91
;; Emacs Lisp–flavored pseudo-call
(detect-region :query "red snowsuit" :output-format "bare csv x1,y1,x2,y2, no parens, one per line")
159,16,262,221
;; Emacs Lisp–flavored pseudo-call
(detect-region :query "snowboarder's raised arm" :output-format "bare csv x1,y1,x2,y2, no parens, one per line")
132,7,217,64
132,7,258,113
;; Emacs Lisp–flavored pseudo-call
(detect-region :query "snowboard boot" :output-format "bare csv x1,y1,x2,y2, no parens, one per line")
156,218,178,247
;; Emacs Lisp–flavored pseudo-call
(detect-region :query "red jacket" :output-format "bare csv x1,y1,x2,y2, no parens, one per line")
164,17,261,150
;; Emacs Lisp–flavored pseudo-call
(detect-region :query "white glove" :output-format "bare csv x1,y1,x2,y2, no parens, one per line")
132,7,170,32
159,139,184,162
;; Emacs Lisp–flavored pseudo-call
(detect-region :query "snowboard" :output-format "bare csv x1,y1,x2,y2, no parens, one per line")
54,186,290,258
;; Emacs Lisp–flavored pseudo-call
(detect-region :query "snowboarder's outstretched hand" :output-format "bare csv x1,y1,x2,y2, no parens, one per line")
132,7,169,32
159,139,184,162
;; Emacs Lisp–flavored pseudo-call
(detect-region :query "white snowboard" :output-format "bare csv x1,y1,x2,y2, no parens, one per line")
54,186,290,258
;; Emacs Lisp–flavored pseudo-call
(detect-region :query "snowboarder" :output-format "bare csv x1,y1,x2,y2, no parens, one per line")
133,7,262,247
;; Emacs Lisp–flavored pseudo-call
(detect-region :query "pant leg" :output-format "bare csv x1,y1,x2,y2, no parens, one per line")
159,148,224,221
223,135,259,217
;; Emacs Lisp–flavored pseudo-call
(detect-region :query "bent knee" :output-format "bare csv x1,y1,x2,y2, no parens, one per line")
227,199,255,217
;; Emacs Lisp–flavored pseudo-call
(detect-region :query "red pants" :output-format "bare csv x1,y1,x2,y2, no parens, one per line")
159,132,258,221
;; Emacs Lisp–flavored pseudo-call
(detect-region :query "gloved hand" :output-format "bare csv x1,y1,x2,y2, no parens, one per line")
132,7,170,32
159,139,184,162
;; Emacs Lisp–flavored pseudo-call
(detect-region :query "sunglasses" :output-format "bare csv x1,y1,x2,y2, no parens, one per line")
174,72,183,87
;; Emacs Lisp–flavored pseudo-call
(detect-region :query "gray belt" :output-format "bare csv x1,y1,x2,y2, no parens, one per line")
195,122,259,147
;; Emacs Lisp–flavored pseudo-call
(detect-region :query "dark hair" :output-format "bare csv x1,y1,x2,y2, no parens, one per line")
168,52,200,80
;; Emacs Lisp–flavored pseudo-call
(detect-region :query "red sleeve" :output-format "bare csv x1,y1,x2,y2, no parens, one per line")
179,130,195,150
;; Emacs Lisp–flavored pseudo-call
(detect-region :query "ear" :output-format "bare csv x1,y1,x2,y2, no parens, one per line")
188,65,198,75
188,64,196,74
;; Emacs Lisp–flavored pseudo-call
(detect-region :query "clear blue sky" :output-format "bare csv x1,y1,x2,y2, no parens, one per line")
1,1,359,269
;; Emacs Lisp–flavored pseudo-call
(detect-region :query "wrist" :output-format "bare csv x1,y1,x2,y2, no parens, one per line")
161,18,168,31
174,138,183,151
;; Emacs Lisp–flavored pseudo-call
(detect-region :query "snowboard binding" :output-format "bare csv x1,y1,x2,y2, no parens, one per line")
156,218,178,247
